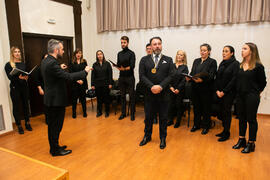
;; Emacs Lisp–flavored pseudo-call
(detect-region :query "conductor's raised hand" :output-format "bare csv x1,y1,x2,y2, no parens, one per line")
84,66,92,73
60,63,67,69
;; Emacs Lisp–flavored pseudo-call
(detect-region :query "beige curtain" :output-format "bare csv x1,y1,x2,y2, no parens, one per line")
96,0,270,33
262,0,270,21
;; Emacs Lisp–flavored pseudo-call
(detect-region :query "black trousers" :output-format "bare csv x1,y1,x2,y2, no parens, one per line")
46,106,65,152
72,87,86,115
168,91,185,122
218,93,235,133
96,86,110,113
236,93,260,141
192,88,212,129
144,98,169,139
118,76,135,115
10,86,30,126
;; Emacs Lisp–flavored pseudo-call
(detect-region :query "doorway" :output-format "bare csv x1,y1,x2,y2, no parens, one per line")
23,33,74,117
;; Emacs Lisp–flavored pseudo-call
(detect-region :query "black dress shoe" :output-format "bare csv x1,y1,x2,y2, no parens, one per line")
160,138,166,149
218,135,230,142
139,136,151,146
174,121,180,128
201,128,209,135
25,123,32,131
130,114,135,121
190,126,200,132
167,121,174,126
51,149,72,156
83,113,87,117
216,131,225,137
241,142,255,153
118,114,126,120
232,138,246,149
96,112,102,117
72,113,76,119
17,125,24,134
105,112,109,118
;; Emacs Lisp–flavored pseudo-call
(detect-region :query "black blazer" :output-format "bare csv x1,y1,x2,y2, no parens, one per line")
190,57,217,91
139,54,174,100
5,62,28,89
91,61,113,87
170,64,189,91
41,55,87,107
215,58,239,94
69,61,88,90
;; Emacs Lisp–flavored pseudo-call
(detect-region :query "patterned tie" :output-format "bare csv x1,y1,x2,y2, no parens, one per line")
154,54,159,66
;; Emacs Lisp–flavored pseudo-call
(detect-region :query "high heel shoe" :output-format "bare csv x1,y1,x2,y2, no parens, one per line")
241,142,255,153
232,138,246,149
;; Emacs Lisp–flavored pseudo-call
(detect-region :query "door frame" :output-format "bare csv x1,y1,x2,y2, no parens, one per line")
5,0,82,61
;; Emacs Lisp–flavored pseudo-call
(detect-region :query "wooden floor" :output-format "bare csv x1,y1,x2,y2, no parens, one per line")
0,102,270,180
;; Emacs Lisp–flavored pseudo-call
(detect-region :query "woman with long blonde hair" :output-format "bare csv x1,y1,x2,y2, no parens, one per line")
167,50,189,128
4,46,32,134
232,43,266,153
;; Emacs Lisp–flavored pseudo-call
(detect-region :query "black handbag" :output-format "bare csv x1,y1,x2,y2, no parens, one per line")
86,89,96,98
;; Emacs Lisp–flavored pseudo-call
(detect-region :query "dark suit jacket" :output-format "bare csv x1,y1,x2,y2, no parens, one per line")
41,55,87,107
190,57,217,91
139,54,174,100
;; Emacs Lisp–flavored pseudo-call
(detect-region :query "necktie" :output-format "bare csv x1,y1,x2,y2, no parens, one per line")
154,54,159,66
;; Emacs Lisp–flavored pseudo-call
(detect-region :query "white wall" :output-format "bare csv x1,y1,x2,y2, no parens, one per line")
0,0,14,134
82,0,270,114
19,0,74,37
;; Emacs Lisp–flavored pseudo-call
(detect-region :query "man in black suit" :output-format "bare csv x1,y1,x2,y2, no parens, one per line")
41,39,91,156
139,37,174,149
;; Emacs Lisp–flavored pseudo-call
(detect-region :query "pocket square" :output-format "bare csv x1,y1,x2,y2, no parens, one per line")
162,60,167,64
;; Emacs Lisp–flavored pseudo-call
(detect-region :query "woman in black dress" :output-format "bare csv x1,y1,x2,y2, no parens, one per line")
167,50,189,128
91,50,113,118
70,49,88,118
186,43,217,135
4,46,32,134
215,46,239,141
233,43,266,153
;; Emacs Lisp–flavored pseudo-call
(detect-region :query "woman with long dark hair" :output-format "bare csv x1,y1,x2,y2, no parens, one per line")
215,46,239,141
187,43,217,135
5,46,32,134
233,43,266,153
91,50,113,117
167,50,189,128
70,49,88,118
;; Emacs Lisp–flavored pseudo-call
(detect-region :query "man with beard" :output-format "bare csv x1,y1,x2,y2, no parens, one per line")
115,36,136,121
41,39,91,156
139,37,174,149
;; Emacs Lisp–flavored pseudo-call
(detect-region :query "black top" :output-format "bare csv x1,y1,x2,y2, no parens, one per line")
5,62,28,88
190,57,217,91
117,47,136,77
69,61,88,90
91,61,113,87
170,64,189,91
139,54,174,100
236,63,267,94
41,55,88,107
215,58,240,94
